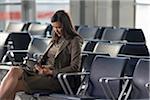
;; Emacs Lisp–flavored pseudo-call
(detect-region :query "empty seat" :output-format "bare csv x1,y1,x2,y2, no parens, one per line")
95,26,114,39
81,52,110,72
82,40,97,52
20,37,52,73
49,55,129,100
3,36,51,64
5,22,25,32
101,28,127,41
123,28,146,42
81,40,89,51
74,25,85,31
27,23,51,37
0,37,51,84
118,42,149,56
27,37,52,58
2,32,31,63
125,59,150,99
7,32,31,50
87,55,129,99
77,26,100,40
118,54,150,76
93,41,124,57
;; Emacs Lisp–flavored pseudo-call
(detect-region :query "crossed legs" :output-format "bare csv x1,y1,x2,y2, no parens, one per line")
0,67,28,100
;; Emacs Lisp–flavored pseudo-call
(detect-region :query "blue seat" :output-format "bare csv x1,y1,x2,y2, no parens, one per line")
86,55,129,99
117,54,150,77
2,37,51,66
124,28,146,42
74,25,88,31
48,55,129,100
93,41,124,57
1,32,31,64
23,37,52,71
27,37,51,58
95,26,114,39
82,40,98,52
101,28,127,41
0,37,54,99
124,59,150,99
118,42,149,56
81,52,110,72
77,26,100,40
27,22,51,37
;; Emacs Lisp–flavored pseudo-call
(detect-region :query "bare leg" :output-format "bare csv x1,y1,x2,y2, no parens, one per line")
2,91,15,100
0,67,27,100
3,79,27,100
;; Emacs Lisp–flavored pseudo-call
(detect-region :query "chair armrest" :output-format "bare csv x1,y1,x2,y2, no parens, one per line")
0,65,11,70
33,53,43,59
57,72,90,95
99,77,133,82
145,82,150,92
99,77,133,100
49,93,100,100
1,50,28,63
82,51,110,57
57,73,68,94
63,72,90,95
145,82,150,87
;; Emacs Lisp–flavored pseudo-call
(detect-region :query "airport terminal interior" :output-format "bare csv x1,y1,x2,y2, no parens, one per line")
0,0,149,100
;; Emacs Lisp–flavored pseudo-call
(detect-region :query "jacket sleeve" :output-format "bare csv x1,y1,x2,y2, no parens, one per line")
52,36,83,77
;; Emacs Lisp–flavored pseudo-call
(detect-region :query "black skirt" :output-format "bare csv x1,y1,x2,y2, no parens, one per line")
22,67,62,93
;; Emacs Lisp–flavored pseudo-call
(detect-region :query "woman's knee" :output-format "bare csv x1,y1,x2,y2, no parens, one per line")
9,67,23,78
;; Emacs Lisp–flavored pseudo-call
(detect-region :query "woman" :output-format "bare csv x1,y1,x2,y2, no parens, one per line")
0,10,83,100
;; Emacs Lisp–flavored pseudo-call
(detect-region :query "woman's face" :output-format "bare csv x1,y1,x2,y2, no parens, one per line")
52,21,63,37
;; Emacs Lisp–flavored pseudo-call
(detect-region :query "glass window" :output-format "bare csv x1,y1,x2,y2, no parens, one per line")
36,0,70,23
135,0,150,50
136,0,150,4
0,0,21,29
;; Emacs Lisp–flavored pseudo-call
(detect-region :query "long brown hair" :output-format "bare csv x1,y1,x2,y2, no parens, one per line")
51,10,79,42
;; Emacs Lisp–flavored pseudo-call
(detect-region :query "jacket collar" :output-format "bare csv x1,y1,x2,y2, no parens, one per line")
54,39,69,58
43,38,70,58
43,40,53,55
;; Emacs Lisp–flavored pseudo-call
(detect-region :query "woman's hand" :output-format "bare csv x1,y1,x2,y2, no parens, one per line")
34,65,53,76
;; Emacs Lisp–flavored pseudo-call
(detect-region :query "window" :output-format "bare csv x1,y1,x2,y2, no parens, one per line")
0,0,21,29
135,0,150,49
36,0,70,23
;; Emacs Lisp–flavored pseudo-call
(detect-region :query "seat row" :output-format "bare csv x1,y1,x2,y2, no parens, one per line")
1,22,147,43
82,40,149,56
15,54,149,100
0,35,149,100
0,24,149,100
0,32,149,67
1,21,52,37
47,55,150,100
0,33,149,76
0,33,52,64
76,25,146,43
